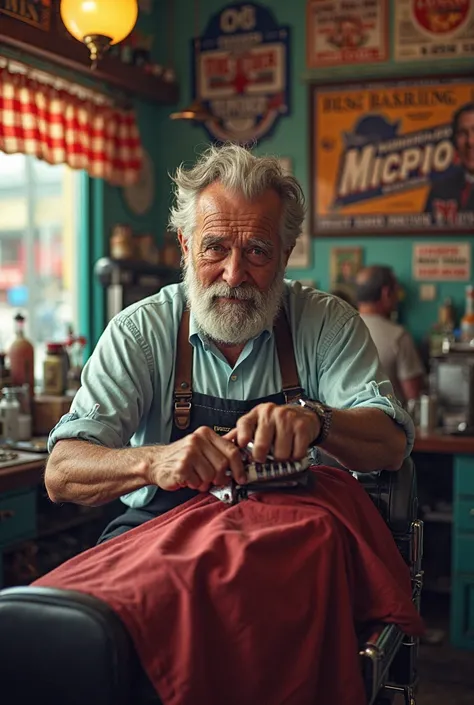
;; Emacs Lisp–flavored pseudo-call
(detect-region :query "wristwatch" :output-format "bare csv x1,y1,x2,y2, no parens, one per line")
296,398,333,446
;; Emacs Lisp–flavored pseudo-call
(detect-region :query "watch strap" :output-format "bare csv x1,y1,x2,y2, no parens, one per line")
296,398,332,446
312,405,332,445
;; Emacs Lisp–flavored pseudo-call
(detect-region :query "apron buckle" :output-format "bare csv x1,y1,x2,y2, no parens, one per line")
174,397,192,430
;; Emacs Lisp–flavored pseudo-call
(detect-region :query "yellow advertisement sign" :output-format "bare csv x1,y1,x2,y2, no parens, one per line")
311,77,474,236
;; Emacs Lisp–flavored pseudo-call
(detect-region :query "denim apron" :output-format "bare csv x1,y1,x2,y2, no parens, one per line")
98,308,303,542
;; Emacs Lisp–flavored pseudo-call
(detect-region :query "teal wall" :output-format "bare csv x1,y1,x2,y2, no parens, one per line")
102,0,474,345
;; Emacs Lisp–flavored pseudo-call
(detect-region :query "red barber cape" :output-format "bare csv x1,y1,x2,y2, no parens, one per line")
35,467,424,705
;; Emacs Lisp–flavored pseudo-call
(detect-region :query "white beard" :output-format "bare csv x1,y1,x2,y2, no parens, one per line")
183,258,285,345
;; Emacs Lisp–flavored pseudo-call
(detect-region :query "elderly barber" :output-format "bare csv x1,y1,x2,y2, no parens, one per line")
44,143,414,538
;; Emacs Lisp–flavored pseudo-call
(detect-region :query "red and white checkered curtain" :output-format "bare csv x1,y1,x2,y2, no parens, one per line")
0,66,142,186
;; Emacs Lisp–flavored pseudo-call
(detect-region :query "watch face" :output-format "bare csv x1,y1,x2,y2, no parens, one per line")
304,399,325,416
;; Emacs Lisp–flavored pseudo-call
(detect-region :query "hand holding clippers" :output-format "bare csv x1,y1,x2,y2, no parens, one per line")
210,442,311,505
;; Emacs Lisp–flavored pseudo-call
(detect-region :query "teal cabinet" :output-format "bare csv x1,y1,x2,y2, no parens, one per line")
0,488,37,588
452,456,474,649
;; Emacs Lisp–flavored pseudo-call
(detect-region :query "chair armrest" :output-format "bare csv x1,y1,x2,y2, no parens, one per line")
354,457,418,534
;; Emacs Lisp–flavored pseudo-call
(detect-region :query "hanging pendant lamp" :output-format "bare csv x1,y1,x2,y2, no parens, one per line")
170,98,213,122
60,0,139,69
169,0,211,124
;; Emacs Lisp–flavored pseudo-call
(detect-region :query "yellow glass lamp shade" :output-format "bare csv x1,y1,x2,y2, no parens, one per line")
60,0,138,45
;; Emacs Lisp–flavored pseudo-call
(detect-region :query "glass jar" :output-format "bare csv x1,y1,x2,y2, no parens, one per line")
110,224,134,260
43,343,66,396
0,387,20,441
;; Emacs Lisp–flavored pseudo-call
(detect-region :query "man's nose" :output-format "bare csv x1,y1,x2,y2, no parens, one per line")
222,250,247,288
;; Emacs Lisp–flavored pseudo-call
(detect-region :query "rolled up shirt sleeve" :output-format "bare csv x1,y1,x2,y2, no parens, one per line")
48,315,154,453
317,310,415,457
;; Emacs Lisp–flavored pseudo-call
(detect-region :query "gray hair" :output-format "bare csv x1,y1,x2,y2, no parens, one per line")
168,143,306,249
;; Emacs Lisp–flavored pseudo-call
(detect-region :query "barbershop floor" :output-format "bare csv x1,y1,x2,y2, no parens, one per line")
406,593,474,705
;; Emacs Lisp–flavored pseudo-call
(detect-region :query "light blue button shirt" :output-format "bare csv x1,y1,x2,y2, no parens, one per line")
49,280,414,508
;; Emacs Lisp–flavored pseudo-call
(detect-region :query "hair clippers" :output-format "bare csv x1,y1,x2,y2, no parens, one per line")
210,441,311,505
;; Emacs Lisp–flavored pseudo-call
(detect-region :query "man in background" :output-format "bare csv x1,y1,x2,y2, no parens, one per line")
355,265,425,404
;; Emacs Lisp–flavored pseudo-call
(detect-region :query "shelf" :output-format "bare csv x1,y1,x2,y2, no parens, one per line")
0,14,179,105
94,257,181,287
98,258,181,276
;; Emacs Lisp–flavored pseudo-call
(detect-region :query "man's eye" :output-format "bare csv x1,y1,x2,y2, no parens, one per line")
204,244,227,258
247,247,269,258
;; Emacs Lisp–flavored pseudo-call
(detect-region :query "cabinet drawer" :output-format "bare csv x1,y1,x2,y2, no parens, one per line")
0,490,36,547
454,458,474,497
456,499,474,533
451,577,474,649
453,534,474,574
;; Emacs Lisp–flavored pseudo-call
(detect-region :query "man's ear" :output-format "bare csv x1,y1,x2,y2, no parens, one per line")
380,285,391,304
177,230,189,259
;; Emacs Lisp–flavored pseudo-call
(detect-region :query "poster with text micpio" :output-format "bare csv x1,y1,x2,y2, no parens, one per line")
311,77,474,236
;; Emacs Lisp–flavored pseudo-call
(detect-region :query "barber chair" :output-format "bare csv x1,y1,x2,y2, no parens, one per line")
0,458,423,705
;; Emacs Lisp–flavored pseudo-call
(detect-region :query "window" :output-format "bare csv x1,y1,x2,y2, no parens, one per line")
0,153,81,382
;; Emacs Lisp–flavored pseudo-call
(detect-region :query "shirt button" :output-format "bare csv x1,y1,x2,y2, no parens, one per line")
231,374,237,381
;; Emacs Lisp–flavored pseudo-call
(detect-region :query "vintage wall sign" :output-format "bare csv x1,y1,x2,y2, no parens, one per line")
306,0,388,68
311,76,474,236
0,0,51,31
413,243,471,280
395,0,474,61
192,2,290,143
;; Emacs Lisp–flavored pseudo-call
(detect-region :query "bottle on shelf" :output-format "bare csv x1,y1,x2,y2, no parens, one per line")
460,285,474,343
438,297,456,353
0,386,20,441
0,352,12,388
43,343,67,396
7,313,35,403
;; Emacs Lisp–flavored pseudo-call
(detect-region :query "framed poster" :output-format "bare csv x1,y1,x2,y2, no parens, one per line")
413,243,471,281
329,247,363,304
287,223,311,269
192,2,290,144
394,0,474,62
306,0,388,68
310,76,474,237
277,158,311,269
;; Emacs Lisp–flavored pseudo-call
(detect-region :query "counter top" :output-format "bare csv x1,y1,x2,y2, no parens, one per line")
0,458,46,494
0,430,474,496
414,430,474,455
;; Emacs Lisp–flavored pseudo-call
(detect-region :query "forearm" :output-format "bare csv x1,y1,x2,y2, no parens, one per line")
45,440,156,506
320,408,406,472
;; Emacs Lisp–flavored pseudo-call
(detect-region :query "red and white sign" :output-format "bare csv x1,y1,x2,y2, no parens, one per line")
413,243,471,281
0,267,23,289
395,0,474,61
306,0,388,68
193,2,290,144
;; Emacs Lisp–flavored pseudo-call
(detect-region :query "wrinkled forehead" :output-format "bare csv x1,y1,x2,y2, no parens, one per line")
196,183,283,240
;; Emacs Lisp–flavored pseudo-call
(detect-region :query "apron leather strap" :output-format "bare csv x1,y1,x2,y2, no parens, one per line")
173,306,302,429
274,308,302,403
174,308,193,430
